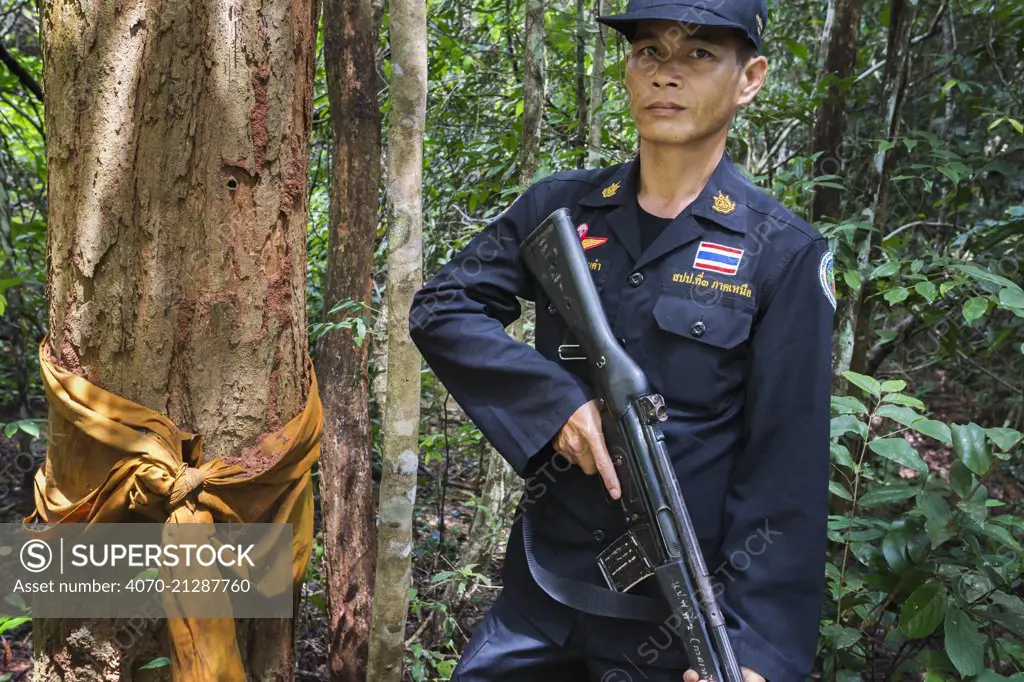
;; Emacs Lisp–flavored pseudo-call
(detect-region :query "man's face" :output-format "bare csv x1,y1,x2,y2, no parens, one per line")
625,20,766,147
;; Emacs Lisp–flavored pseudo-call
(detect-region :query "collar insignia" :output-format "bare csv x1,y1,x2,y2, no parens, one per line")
601,181,621,199
711,191,737,215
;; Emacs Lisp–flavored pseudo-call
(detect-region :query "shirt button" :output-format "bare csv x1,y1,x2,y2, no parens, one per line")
691,320,706,337
592,529,606,543
627,272,644,286
617,336,627,347
547,302,557,316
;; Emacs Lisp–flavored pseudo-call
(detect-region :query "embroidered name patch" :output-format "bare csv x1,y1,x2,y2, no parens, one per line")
577,223,608,251
693,241,744,276
671,271,753,298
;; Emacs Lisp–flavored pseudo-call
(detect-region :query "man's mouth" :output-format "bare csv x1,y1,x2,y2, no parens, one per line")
645,102,685,111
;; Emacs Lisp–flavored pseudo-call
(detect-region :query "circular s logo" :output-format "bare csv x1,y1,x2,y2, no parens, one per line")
21,539,53,573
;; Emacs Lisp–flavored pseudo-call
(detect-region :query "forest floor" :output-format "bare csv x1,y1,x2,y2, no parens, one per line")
0,364,1020,680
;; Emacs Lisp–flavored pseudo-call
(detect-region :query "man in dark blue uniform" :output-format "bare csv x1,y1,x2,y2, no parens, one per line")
409,0,835,679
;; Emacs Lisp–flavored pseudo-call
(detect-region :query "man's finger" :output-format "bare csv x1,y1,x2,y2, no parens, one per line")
587,431,621,499
682,670,701,682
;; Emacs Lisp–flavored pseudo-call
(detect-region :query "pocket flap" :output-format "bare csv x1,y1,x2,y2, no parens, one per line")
652,294,753,350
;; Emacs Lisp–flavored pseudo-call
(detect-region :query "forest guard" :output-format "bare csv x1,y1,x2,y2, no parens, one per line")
408,0,835,679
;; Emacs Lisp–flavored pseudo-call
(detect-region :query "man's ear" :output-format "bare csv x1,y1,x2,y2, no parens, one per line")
737,56,768,106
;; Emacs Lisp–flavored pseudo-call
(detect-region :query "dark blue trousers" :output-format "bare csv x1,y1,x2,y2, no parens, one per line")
452,593,684,682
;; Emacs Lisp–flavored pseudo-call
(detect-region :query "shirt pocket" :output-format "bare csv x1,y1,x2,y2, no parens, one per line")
648,291,754,412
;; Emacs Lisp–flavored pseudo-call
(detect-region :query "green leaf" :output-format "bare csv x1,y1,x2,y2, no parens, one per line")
941,79,958,96
830,480,853,501
830,442,856,470
831,415,868,440
963,297,989,323
870,261,901,279
911,419,953,445
954,263,1021,291
843,270,861,291
938,166,961,184
875,404,921,427
19,421,40,438
947,461,973,500
139,657,172,670
870,438,929,476
2,422,16,438
832,396,869,415
880,379,907,394
884,287,909,304
915,281,938,302
919,491,953,548
899,582,947,638
953,423,992,476
986,428,1022,452
882,393,927,410
0,617,29,635
844,371,881,398
821,623,862,649
785,38,809,60
859,484,919,508
944,607,985,677
999,286,1024,310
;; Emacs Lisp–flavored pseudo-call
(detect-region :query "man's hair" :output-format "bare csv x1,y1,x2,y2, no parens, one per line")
730,29,760,65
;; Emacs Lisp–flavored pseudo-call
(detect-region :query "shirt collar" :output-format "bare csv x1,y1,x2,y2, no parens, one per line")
579,152,749,235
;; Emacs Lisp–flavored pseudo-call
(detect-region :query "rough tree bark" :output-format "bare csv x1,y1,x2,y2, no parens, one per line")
574,0,587,168
365,0,426,675
810,0,864,223
318,0,382,678
833,0,918,393
521,0,545,184
37,0,319,679
587,0,608,169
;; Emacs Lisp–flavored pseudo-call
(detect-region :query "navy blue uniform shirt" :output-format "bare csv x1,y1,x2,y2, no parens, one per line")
409,152,835,681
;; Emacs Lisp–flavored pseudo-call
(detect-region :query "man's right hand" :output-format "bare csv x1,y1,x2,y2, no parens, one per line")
552,399,621,500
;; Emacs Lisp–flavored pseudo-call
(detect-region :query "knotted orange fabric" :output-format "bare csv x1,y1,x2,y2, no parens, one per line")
24,335,324,681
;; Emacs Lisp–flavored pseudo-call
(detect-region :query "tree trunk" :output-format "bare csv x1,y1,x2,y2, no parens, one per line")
586,0,607,169
36,0,319,678
810,0,864,223
365,0,427,675
319,0,382,678
833,0,918,392
574,0,587,168
521,0,546,184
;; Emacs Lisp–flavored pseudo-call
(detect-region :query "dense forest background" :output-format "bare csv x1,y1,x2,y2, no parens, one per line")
1,0,1023,680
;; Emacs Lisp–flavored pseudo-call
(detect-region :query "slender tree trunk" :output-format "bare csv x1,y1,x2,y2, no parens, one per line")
586,0,607,168
319,0,382,678
36,0,319,678
574,0,587,168
810,0,864,223
521,0,545,184
365,0,427,675
833,0,918,392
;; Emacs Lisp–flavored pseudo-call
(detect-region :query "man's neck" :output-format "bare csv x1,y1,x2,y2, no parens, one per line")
636,137,726,219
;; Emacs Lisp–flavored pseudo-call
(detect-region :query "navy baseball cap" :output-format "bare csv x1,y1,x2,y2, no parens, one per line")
597,0,768,51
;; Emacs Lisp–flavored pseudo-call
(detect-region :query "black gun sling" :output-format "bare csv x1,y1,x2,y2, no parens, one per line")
520,506,669,623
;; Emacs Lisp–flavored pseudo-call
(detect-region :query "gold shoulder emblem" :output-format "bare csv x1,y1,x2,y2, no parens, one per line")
756,14,764,35
602,181,621,199
711,191,737,215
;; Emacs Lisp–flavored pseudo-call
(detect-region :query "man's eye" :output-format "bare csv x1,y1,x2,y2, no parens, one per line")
639,45,659,57
691,48,712,59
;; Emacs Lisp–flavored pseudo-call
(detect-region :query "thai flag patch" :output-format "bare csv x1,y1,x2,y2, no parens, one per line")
693,241,744,276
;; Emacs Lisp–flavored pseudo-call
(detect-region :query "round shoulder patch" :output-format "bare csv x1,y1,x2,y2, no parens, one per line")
819,250,837,311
